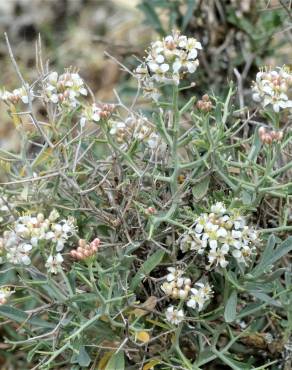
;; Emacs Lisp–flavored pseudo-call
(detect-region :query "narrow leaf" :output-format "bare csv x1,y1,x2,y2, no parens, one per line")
253,236,292,276
181,0,196,30
105,351,124,370
0,305,54,329
130,249,165,290
138,2,164,35
250,291,282,308
192,176,210,201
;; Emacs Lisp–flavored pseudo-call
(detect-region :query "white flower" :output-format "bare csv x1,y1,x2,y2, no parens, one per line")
49,209,60,222
48,71,58,83
211,202,226,215
0,287,14,305
166,267,184,282
187,289,205,311
179,232,206,254
165,306,184,325
82,103,103,123
232,244,255,264
110,121,126,136
46,218,76,251
208,244,229,268
161,281,175,296
45,253,64,274
146,132,161,149
178,289,188,299
46,226,65,251
173,59,199,74
187,282,213,311
6,243,32,265
233,216,245,230
194,214,208,234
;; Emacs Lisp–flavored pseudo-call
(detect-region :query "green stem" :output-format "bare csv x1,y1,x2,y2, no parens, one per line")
170,85,180,196
259,225,292,234
88,263,106,305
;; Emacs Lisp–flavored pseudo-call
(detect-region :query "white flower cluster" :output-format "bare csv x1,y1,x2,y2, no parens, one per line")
252,66,292,112
110,115,163,150
0,84,32,105
136,30,202,96
162,267,213,325
43,70,87,108
161,267,192,300
0,210,76,266
179,202,259,269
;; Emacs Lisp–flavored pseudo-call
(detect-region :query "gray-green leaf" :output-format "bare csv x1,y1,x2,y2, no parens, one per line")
77,346,91,367
224,290,238,323
105,351,125,370
130,249,165,291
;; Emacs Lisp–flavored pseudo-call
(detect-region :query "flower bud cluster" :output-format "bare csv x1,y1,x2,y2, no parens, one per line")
161,267,192,300
43,70,87,108
135,30,202,97
0,287,14,305
258,127,283,145
0,210,76,266
252,66,292,112
196,94,212,112
179,202,259,269
0,84,32,105
70,238,100,260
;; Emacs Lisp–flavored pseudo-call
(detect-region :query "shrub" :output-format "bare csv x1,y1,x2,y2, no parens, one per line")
0,29,291,370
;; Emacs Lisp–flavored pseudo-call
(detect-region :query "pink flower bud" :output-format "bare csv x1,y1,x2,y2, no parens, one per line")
91,245,98,252
70,250,78,258
84,249,91,257
277,131,283,141
91,238,100,247
78,239,86,248
76,252,84,260
265,134,272,144
258,127,266,136
146,207,156,215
